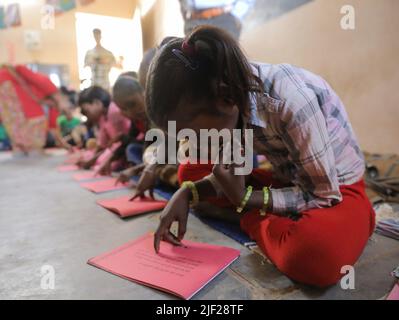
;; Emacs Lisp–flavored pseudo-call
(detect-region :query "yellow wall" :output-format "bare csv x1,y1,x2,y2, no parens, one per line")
0,0,137,88
141,0,184,51
240,0,399,154
1,0,397,154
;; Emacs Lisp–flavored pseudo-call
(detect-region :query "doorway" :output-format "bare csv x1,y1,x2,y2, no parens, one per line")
75,11,143,90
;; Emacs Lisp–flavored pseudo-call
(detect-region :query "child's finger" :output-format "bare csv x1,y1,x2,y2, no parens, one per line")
177,215,188,240
154,216,172,253
153,230,162,253
129,192,140,201
164,231,182,247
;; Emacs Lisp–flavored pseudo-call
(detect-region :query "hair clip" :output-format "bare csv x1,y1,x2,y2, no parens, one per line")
182,40,196,56
172,49,199,71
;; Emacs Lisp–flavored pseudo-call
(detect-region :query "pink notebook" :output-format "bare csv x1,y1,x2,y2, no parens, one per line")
57,165,79,172
64,154,81,164
88,233,240,299
387,283,399,300
73,171,107,182
80,178,129,193
97,195,167,218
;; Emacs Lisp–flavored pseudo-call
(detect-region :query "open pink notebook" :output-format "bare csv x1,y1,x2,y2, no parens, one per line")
80,178,129,193
73,171,107,182
97,195,167,218
387,283,399,300
57,165,79,172
88,233,240,299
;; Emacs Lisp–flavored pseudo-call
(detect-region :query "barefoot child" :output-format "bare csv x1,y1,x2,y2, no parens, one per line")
147,26,375,287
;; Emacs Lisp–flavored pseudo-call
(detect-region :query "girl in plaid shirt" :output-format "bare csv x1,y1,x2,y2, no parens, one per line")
146,26,375,287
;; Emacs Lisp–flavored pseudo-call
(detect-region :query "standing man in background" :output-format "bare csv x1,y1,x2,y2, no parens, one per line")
84,28,123,91
179,0,254,40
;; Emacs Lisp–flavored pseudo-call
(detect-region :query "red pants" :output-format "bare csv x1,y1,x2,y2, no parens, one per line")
178,163,376,287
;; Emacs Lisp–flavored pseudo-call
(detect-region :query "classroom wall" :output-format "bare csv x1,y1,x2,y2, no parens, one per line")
240,0,399,154
0,0,137,88
141,0,184,51
1,0,397,154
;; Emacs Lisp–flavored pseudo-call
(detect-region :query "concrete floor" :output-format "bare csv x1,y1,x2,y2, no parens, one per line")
0,152,398,300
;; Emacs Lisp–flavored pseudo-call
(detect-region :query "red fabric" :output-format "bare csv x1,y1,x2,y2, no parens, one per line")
178,163,376,287
47,107,59,129
133,119,146,135
15,65,57,100
0,65,57,119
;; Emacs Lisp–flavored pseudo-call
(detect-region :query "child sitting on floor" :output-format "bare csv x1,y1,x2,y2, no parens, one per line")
146,26,375,288
113,73,179,198
57,107,87,149
77,86,131,173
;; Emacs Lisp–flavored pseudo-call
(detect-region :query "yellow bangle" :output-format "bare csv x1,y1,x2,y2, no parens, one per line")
181,181,199,207
236,186,253,214
260,187,270,216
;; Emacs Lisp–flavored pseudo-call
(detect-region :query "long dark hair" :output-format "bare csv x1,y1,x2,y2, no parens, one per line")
146,25,263,129
78,86,111,109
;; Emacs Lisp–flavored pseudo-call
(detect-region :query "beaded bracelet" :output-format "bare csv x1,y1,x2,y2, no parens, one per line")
181,181,199,207
260,186,270,216
236,186,253,214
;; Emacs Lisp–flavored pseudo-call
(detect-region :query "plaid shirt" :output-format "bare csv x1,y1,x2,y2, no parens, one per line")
245,63,365,213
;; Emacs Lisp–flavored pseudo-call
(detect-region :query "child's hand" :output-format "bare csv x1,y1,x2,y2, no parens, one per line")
97,160,112,176
212,162,246,207
115,169,132,185
153,188,190,253
77,159,95,170
115,164,144,185
128,163,146,176
129,169,157,200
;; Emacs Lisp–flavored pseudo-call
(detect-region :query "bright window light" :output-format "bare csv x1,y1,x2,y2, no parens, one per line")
75,11,143,90
139,0,157,17
49,73,61,87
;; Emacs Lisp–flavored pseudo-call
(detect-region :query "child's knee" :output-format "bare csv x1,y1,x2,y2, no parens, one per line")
278,237,344,288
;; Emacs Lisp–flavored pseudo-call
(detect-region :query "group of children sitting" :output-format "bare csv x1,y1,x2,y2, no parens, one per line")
1,25,375,289
66,46,179,200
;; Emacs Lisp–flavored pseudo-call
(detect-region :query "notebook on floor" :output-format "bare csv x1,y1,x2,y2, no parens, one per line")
57,165,79,172
97,195,167,218
80,178,129,193
73,171,107,182
387,283,399,300
88,233,240,300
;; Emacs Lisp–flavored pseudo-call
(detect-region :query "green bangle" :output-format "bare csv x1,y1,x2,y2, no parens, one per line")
182,181,199,207
236,186,253,214
260,187,270,216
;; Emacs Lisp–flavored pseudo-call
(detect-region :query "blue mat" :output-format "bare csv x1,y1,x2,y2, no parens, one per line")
191,213,255,246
